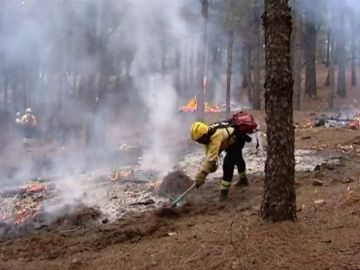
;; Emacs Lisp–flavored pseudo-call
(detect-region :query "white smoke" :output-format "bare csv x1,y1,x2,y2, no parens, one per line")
124,0,202,175
139,75,178,174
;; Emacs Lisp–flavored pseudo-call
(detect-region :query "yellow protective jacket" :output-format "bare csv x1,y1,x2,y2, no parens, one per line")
21,114,37,127
201,126,236,174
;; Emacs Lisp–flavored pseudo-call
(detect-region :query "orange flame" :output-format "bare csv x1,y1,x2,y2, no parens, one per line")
350,119,360,129
25,182,48,193
179,96,221,113
110,168,134,181
14,208,40,225
149,180,162,192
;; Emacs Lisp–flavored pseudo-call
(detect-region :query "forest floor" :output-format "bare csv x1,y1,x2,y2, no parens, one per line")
2,64,360,269
1,110,360,270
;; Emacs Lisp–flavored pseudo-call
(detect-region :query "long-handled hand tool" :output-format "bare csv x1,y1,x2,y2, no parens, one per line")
155,183,197,217
169,183,196,208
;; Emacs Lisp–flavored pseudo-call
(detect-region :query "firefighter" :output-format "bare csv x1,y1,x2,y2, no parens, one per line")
191,121,251,201
21,108,37,140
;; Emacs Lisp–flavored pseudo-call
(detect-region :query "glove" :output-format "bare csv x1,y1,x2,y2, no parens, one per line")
208,160,218,173
195,171,207,188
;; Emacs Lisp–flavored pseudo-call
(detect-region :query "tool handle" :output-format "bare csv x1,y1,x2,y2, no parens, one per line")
170,183,196,208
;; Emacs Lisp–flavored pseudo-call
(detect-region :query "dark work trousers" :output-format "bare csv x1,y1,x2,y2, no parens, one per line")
24,126,35,139
222,132,251,183
223,140,246,182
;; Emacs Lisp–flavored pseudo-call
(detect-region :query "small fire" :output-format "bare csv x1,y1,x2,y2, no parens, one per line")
110,168,134,181
14,210,38,225
24,181,48,193
149,180,162,192
179,96,221,113
349,114,360,129
0,181,51,226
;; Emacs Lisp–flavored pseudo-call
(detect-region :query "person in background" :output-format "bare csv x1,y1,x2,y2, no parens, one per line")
21,108,37,140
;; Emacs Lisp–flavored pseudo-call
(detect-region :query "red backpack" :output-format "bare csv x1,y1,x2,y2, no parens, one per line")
198,111,259,147
228,111,258,134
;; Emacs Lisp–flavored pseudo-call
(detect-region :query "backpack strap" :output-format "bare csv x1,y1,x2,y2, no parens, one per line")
209,121,233,138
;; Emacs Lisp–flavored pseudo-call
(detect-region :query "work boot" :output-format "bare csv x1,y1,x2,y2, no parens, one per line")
235,172,249,187
235,176,249,187
219,189,229,201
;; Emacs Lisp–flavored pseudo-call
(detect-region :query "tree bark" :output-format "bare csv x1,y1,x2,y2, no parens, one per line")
261,0,297,222
197,0,208,118
226,30,234,118
351,12,357,87
325,33,332,87
3,76,8,110
174,46,182,95
337,11,346,98
246,45,253,103
328,36,335,109
304,13,317,97
241,44,249,88
291,0,302,111
252,1,261,110
326,30,331,67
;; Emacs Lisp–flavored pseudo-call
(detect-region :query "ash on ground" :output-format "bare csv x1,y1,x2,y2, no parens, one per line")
0,168,168,238
178,145,342,180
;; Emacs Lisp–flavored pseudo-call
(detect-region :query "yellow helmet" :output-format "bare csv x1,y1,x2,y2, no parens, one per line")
191,122,209,141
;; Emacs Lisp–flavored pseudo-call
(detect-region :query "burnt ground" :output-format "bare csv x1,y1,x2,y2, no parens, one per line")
2,66,360,270
1,113,360,270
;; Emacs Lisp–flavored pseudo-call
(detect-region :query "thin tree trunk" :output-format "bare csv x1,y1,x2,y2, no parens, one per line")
325,30,331,87
197,0,208,118
3,76,8,110
189,45,196,98
161,35,167,76
174,46,182,95
261,0,296,222
246,45,253,103
328,36,335,109
226,30,234,118
351,13,357,87
252,1,261,110
23,81,28,109
210,44,221,102
337,11,346,98
13,83,18,113
325,66,330,86
304,17,317,97
326,30,331,67
241,44,249,88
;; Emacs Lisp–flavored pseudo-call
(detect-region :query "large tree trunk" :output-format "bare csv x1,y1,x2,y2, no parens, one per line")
261,0,296,222
252,1,261,110
226,30,234,118
291,0,302,111
304,13,317,97
337,11,346,98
